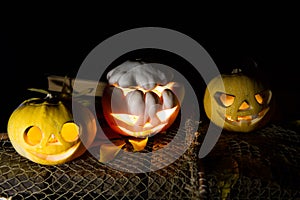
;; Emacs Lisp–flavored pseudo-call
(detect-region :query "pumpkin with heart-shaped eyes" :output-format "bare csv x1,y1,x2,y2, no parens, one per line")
7,95,97,165
203,69,274,132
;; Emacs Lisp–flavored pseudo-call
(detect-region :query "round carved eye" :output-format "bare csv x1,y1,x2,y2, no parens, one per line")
61,122,79,142
24,126,43,146
215,92,235,107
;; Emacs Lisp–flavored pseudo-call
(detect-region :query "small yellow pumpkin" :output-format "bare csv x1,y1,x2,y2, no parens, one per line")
7,94,97,165
203,69,273,132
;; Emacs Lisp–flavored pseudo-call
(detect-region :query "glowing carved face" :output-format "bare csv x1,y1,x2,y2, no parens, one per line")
102,82,181,138
7,99,97,165
203,73,273,132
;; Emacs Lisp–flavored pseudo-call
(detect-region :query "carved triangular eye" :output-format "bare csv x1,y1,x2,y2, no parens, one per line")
61,122,79,142
255,90,272,105
255,93,263,104
24,126,43,146
215,92,235,107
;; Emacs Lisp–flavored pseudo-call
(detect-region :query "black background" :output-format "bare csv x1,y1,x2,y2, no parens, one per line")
1,9,299,132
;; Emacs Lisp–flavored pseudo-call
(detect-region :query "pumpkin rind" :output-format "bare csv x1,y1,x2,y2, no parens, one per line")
7,98,97,165
203,73,273,132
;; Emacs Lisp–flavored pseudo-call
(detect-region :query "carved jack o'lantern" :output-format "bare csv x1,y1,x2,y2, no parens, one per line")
102,60,183,138
203,69,273,132
7,96,97,165
102,82,180,138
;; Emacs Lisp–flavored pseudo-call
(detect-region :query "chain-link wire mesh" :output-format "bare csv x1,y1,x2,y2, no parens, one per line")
202,123,300,199
0,115,206,200
1,119,300,200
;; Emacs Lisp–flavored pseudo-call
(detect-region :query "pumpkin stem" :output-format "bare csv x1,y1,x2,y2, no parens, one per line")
231,68,242,74
28,76,92,105
27,88,54,99
46,93,53,99
27,88,51,95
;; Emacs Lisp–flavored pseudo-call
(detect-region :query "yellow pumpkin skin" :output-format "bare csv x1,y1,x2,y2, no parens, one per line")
203,73,273,132
7,98,97,165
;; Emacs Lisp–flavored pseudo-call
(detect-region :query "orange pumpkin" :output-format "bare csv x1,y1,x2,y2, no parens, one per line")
102,82,180,138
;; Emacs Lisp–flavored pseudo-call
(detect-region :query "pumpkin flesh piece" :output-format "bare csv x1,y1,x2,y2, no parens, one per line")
99,141,126,163
129,137,148,151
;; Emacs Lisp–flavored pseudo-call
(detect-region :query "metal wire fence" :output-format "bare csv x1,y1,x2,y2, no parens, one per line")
0,116,206,200
1,120,300,199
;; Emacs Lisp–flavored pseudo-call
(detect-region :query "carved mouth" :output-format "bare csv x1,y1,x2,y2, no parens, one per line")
117,123,168,138
27,142,81,162
221,107,270,126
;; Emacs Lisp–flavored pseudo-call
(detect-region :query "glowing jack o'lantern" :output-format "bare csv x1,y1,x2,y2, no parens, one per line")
102,82,181,138
203,69,273,132
7,96,97,165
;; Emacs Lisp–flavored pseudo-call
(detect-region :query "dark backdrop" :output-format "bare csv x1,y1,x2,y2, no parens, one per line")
1,16,299,132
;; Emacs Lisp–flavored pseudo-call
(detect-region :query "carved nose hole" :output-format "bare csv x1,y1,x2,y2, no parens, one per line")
239,101,250,111
47,134,60,145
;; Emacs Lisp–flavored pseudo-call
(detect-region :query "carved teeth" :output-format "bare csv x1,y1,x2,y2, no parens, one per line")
126,90,145,126
110,87,127,113
162,89,176,109
223,107,270,126
237,115,252,121
144,92,161,126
